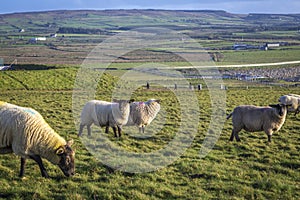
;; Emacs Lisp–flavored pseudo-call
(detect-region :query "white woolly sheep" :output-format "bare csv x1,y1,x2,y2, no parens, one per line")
226,104,288,142
78,99,133,137
279,94,300,116
0,101,75,178
126,99,161,133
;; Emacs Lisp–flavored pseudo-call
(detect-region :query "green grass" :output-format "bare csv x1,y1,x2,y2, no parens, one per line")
0,68,299,199
220,49,300,64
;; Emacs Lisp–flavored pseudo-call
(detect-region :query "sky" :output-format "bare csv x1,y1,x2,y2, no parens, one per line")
0,0,299,14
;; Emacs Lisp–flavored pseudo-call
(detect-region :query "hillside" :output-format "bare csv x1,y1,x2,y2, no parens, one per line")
0,9,300,65
1,10,300,37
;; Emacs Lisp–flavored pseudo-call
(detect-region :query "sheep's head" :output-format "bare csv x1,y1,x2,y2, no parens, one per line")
56,139,75,177
113,99,134,111
269,104,289,116
146,99,161,105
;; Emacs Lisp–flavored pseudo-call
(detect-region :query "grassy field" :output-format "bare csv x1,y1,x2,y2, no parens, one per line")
0,68,299,199
0,9,299,200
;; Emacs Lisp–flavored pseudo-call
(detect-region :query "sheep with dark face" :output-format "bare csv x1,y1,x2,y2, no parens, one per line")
78,99,133,137
0,101,75,178
226,104,288,142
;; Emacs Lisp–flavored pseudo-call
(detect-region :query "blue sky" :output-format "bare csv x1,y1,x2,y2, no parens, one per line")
0,0,299,14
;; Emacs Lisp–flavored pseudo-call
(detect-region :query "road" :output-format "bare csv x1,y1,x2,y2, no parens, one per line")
159,60,300,69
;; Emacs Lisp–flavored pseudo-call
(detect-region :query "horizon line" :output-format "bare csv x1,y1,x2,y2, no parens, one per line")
0,8,299,16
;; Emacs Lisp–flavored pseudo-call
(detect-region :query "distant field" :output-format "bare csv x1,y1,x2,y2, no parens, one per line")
220,49,300,64
1,10,300,65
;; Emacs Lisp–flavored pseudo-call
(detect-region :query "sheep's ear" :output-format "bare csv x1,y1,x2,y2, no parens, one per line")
56,147,65,155
67,139,74,147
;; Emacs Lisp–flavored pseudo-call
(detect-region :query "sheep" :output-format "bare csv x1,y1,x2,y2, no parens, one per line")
126,99,161,133
0,101,75,178
78,99,133,137
278,94,300,116
226,104,288,142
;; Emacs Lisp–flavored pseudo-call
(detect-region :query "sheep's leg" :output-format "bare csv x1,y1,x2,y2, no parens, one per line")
142,126,145,133
268,135,272,142
117,126,122,137
294,109,299,116
234,131,241,142
19,157,26,177
138,126,145,133
78,124,84,136
105,126,109,134
265,130,272,143
29,155,49,178
230,129,241,142
112,126,118,137
229,129,235,141
87,125,92,136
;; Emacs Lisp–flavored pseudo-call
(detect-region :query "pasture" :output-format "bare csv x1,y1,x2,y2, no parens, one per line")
0,9,300,199
0,68,299,199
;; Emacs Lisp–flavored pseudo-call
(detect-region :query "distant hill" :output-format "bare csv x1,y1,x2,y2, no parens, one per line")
1,9,300,37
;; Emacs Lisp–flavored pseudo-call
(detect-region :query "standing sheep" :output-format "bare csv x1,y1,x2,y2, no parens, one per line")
278,94,300,116
78,99,133,137
126,99,161,133
0,101,75,178
226,104,288,142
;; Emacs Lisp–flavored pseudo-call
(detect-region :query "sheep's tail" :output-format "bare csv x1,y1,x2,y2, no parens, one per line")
226,112,233,120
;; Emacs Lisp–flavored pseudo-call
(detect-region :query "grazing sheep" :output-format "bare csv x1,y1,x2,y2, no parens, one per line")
226,104,288,142
78,99,133,137
126,99,161,133
279,94,300,116
0,101,75,178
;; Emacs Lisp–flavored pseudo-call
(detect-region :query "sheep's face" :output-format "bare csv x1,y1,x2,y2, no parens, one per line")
56,139,75,177
269,104,288,116
113,99,134,111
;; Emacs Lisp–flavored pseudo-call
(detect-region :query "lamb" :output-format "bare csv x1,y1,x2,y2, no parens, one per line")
78,99,133,137
278,94,300,116
226,104,288,142
0,101,75,178
126,99,161,133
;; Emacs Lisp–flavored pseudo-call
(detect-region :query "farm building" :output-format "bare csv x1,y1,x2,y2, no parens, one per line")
266,43,280,48
29,37,47,43
263,42,283,50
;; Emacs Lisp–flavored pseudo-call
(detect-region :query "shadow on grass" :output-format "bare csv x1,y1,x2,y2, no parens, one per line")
9,64,56,71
